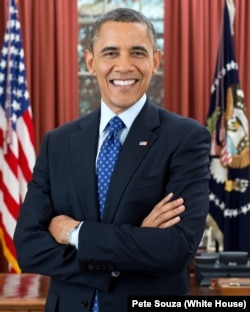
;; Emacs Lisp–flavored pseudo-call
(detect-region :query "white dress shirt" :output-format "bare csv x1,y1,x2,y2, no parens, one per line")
73,94,147,249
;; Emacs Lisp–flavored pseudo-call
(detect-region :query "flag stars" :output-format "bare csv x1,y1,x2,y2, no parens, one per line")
242,205,249,215
12,99,21,111
1,0,31,121
226,60,238,71
19,49,24,58
0,72,5,82
14,34,21,43
10,45,17,55
1,46,8,56
215,198,221,207
24,90,29,100
231,60,238,70
18,75,24,84
1,1,35,267
9,5,16,14
4,33,10,42
209,193,215,201
19,62,25,72
11,112,17,124
0,59,6,70
211,60,239,94
16,89,23,98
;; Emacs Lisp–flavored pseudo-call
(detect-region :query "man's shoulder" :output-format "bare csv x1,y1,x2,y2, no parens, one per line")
158,107,205,129
50,109,100,135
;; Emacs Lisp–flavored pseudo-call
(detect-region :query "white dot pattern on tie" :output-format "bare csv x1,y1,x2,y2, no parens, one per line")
92,295,99,312
93,116,124,312
97,116,124,218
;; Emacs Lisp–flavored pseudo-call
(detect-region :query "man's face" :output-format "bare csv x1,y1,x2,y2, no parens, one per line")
85,21,162,114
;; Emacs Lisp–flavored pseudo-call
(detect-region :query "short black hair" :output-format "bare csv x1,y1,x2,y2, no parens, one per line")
88,8,157,52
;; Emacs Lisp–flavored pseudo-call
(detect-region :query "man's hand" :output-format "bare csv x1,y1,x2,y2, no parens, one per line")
48,193,184,244
141,193,185,228
48,215,80,245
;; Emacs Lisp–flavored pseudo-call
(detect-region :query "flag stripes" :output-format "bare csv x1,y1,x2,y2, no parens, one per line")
0,0,36,272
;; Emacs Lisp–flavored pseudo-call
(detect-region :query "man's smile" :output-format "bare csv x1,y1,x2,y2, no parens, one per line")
112,79,137,86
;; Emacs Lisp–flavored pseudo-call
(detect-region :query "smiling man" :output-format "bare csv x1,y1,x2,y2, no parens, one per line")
14,8,211,312
84,17,161,113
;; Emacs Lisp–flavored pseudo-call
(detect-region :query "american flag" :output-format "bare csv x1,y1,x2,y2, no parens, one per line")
0,0,36,272
206,1,250,253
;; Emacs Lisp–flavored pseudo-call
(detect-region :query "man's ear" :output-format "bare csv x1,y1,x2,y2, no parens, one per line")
84,49,95,74
152,49,162,74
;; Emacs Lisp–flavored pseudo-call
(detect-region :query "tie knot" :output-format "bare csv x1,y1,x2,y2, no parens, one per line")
109,116,124,134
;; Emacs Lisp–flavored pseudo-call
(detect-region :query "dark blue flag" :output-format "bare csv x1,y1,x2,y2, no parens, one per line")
206,2,250,253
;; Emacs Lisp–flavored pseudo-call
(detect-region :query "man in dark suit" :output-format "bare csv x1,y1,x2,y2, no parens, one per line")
14,7,211,312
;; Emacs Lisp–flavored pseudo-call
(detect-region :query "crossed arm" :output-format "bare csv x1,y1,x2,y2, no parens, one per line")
48,193,185,245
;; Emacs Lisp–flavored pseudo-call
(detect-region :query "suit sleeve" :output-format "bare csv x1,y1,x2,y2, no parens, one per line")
13,132,112,290
77,125,211,274
14,119,211,288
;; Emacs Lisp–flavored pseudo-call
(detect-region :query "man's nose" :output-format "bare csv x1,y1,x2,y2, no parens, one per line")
114,55,134,72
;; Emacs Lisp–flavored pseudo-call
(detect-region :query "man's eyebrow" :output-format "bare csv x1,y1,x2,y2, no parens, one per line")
130,46,148,53
100,47,118,53
100,46,148,53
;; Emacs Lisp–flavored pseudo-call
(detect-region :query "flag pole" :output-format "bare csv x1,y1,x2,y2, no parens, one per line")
5,0,13,148
226,0,235,34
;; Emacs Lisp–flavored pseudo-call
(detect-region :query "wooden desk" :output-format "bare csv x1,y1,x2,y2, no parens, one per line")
213,278,250,296
190,274,250,296
190,273,219,296
0,273,49,312
0,272,236,311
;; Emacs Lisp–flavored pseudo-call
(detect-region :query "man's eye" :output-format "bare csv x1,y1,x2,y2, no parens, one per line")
132,51,146,57
104,51,117,57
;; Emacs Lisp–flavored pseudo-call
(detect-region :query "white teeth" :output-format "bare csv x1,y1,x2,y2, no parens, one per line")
113,79,136,86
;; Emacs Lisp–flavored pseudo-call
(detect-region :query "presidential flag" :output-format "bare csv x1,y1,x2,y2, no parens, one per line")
0,0,36,272
206,1,250,253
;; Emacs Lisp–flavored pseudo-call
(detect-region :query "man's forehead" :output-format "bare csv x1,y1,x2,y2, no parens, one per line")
100,45,149,52
98,21,148,33
95,23,151,44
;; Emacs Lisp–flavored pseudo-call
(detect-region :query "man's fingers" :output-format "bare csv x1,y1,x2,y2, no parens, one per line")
154,205,185,226
141,203,185,228
150,196,184,218
158,216,181,229
154,192,174,209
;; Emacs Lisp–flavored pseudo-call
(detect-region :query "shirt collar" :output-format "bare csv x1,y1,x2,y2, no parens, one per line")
99,94,146,135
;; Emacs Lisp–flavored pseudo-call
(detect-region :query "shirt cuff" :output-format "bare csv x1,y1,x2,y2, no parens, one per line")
73,221,84,249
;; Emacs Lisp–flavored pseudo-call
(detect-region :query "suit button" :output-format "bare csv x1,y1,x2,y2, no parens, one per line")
81,299,88,308
87,264,94,270
108,265,114,271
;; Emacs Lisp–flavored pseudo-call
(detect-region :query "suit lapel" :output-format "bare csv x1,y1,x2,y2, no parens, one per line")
69,100,160,223
102,100,160,222
70,110,100,221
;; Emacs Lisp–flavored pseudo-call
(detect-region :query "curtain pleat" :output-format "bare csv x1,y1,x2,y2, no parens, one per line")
17,0,79,152
0,0,78,271
163,0,250,126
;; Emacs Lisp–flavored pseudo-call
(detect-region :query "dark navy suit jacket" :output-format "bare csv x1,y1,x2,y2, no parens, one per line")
14,98,211,312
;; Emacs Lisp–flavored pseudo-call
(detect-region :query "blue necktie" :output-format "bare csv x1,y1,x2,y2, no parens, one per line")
97,115,124,218
92,116,124,312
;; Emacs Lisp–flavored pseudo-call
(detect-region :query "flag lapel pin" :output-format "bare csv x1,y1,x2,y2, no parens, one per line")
139,141,148,146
